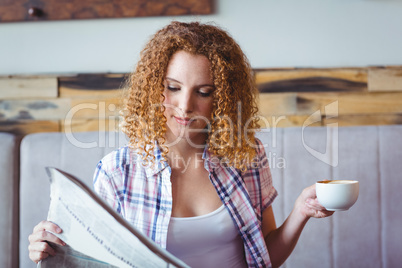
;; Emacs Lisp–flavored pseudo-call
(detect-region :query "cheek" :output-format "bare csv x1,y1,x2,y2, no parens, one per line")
202,102,214,118
162,93,170,105
162,94,178,110
162,95,171,111
162,98,177,118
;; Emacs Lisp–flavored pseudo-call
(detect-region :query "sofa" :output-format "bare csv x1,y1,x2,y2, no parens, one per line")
1,125,402,268
0,133,19,268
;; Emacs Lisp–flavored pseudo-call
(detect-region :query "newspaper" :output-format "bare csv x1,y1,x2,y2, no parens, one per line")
39,167,190,268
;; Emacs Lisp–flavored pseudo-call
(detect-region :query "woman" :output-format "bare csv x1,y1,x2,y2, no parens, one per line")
28,21,333,268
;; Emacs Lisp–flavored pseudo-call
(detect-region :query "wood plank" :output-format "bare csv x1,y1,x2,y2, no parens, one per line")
297,92,402,116
368,68,402,92
0,120,59,136
69,98,121,119
255,68,367,93
0,0,212,23
324,114,402,127
61,119,120,133
255,68,368,83
0,77,58,99
258,115,322,128
0,99,70,120
59,74,126,98
258,93,299,116
259,92,331,117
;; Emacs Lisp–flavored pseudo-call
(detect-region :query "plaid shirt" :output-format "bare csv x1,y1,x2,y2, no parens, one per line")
93,139,277,268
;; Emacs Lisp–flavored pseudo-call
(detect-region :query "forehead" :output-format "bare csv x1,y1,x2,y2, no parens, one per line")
166,51,212,79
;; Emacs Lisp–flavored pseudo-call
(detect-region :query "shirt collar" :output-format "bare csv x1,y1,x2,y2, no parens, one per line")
147,143,226,176
202,146,226,172
140,143,169,177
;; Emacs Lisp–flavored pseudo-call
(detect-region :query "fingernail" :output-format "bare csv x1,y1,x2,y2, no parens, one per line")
56,227,62,233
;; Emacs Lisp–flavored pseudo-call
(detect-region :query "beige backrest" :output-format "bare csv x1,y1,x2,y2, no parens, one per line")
260,125,402,268
19,131,128,268
19,126,402,268
0,133,19,268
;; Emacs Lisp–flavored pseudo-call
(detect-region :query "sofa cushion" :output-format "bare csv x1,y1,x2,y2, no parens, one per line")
18,126,402,268
263,125,402,268
0,133,19,268
19,131,128,268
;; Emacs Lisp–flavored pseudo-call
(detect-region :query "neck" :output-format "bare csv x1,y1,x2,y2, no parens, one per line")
165,134,207,171
165,129,208,155
167,139,205,159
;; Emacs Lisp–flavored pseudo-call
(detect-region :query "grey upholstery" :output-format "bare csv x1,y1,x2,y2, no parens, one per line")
19,131,128,268
0,133,19,268
16,125,402,268
258,125,402,268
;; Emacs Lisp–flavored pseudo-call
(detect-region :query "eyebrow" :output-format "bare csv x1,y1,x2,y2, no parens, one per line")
166,77,182,85
165,77,215,88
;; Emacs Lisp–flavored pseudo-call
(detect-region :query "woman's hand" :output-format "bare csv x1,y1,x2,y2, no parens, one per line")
296,184,334,219
28,220,65,263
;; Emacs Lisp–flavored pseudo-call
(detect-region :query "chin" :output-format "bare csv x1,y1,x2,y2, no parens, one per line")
166,124,208,145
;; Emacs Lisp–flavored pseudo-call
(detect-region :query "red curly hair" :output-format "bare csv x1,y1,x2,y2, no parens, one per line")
121,21,260,170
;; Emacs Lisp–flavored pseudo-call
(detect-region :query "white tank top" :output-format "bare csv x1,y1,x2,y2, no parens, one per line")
166,205,247,268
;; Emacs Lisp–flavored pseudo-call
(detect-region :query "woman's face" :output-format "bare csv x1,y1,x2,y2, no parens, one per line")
163,50,215,146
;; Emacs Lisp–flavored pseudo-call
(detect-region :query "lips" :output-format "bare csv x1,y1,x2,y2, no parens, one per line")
174,116,193,126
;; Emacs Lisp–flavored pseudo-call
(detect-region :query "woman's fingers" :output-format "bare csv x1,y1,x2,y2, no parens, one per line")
298,185,335,218
33,220,62,235
305,198,334,218
28,220,66,263
30,220,65,246
28,240,58,264
29,250,50,264
305,198,324,210
28,241,57,256
28,228,65,246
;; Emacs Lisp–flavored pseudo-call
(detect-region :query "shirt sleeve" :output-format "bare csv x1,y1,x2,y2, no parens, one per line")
255,138,278,212
93,159,123,215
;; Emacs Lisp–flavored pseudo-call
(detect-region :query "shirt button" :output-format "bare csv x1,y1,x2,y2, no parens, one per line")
241,226,247,232
224,196,230,203
257,257,263,262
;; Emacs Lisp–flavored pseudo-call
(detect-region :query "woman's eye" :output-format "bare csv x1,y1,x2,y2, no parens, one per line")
199,91,212,97
167,86,179,91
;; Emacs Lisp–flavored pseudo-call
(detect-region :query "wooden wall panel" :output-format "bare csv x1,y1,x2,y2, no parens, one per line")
255,68,367,93
324,114,402,127
0,120,59,135
368,68,402,92
297,92,402,115
258,93,299,116
0,99,71,121
61,119,120,133
1,65,401,137
258,115,322,129
0,0,213,22
59,74,126,98
69,98,121,119
0,77,58,99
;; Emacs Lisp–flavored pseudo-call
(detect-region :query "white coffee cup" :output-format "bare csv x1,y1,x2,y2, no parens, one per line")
316,180,359,211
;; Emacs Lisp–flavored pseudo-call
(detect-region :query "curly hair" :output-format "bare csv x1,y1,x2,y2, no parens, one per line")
121,21,260,171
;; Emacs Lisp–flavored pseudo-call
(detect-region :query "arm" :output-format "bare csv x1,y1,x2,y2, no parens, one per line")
262,184,334,268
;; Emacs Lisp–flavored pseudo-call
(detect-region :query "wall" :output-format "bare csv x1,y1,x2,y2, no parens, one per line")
1,0,402,75
1,66,402,136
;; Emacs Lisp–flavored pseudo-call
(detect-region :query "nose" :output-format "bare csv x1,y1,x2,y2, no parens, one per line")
178,90,193,114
